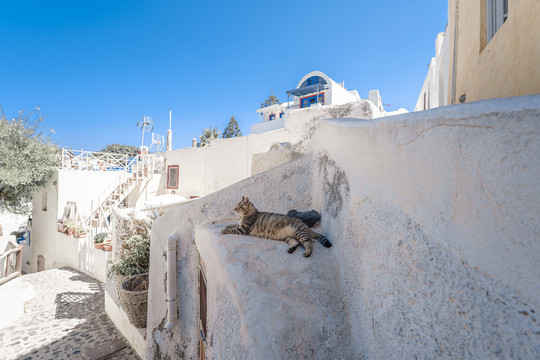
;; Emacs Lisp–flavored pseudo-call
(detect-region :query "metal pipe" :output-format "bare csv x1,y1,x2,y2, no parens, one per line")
164,232,179,331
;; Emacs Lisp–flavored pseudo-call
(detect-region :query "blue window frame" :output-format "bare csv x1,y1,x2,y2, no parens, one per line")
300,94,324,108
279,112,284,118
269,114,276,120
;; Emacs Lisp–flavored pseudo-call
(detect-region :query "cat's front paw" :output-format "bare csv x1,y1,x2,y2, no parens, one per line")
221,229,228,234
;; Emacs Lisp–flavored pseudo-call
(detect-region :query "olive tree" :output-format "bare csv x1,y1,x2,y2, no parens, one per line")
0,108,58,214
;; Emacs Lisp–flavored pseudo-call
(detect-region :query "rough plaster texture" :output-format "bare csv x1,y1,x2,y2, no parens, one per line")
195,223,349,359
147,156,315,359
250,149,300,176
309,95,540,358
285,100,380,152
148,95,540,359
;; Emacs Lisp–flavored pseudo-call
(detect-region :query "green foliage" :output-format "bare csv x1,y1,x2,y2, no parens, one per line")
100,144,139,157
108,234,151,276
65,221,77,230
0,108,59,214
93,232,109,244
260,94,281,108
222,116,242,139
199,127,220,147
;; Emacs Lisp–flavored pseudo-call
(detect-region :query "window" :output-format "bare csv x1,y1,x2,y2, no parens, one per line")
487,0,508,42
269,113,276,121
300,76,327,88
300,93,325,108
279,112,284,118
41,191,47,211
167,165,179,189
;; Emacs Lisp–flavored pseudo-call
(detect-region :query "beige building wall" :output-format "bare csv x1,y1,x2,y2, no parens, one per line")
447,0,540,104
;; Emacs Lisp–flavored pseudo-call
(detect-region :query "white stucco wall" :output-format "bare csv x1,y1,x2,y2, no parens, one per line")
308,95,540,358
28,170,130,276
250,117,285,134
415,30,450,111
0,277,24,328
163,129,289,199
148,94,540,359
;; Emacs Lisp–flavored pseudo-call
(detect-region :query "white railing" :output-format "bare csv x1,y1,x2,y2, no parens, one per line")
60,148,165,232
60,148,131,171
0,240,23,286
86,154,164,232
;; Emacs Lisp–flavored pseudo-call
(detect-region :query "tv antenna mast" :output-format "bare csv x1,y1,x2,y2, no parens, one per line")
137,115,154,149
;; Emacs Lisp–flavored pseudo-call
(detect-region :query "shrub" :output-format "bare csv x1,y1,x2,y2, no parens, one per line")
108,234,150,277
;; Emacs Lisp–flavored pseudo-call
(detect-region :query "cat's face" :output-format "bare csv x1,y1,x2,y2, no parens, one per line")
234,196,254,215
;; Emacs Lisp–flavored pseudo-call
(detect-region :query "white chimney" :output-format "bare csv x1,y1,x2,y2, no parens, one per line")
166,108,173,152
192,138,197,148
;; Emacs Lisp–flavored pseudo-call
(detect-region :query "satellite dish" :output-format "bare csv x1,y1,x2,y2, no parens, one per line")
150,133,165,152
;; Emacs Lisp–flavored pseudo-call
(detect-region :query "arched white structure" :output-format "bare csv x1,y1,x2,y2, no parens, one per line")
253,71,361,134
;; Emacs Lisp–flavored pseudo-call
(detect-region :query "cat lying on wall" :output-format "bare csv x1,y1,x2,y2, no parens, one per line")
221,197,332,257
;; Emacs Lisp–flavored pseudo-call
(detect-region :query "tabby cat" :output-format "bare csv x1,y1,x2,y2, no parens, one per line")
221,197,332,257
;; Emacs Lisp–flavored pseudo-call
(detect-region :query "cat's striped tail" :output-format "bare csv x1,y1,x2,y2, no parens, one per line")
317,235,332,248
307,229,332,248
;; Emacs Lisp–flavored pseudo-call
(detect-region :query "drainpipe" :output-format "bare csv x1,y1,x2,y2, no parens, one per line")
164,232,179,331
451,0,459,105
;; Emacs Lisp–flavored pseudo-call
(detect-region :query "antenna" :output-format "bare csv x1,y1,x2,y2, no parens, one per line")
137,115,154,148
150,133,165,152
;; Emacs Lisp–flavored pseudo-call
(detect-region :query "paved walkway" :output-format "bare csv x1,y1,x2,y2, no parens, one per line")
0,267,140,360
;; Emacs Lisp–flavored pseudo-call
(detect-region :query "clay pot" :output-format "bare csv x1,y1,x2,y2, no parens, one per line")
67,229,75,237
103,244,113,251
94,243,105,250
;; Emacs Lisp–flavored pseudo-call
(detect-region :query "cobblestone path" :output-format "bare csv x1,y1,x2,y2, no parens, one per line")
0,267,140,360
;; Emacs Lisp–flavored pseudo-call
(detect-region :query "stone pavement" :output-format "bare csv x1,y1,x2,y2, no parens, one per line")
0,267,140,360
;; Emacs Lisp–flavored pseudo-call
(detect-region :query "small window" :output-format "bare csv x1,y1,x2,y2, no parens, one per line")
41,191,47,211
167,165,179,189
487,0,508,42
269,114,276,121
279,112,284,118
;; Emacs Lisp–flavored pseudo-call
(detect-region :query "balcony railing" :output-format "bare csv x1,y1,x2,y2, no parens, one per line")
60,148,131,171
0,240,23,286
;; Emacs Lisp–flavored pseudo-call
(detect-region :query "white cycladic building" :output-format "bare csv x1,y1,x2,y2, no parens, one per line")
252,71,364,134
415,28,450,111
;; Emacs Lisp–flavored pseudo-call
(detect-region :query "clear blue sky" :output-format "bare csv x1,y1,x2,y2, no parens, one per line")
0,0,447,151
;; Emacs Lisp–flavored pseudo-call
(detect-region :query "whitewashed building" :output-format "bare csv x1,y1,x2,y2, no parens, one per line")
252,71,362,134
415,29,450,111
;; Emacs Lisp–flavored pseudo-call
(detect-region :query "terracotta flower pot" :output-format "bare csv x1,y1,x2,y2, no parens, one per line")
79,233,87,238
94,243,105,250
67,229,75,237
103,244,113,251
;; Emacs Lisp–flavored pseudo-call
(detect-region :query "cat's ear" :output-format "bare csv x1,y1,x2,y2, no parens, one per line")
241,196,245,201
243,197,249,204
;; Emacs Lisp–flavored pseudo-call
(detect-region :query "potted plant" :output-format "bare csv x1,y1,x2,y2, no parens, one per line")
108,234,151,327
103,243,113,251
94,232,107,250
76,224,87,238
65,221,77,237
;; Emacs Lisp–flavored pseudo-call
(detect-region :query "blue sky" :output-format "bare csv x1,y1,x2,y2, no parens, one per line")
0,0,447,151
